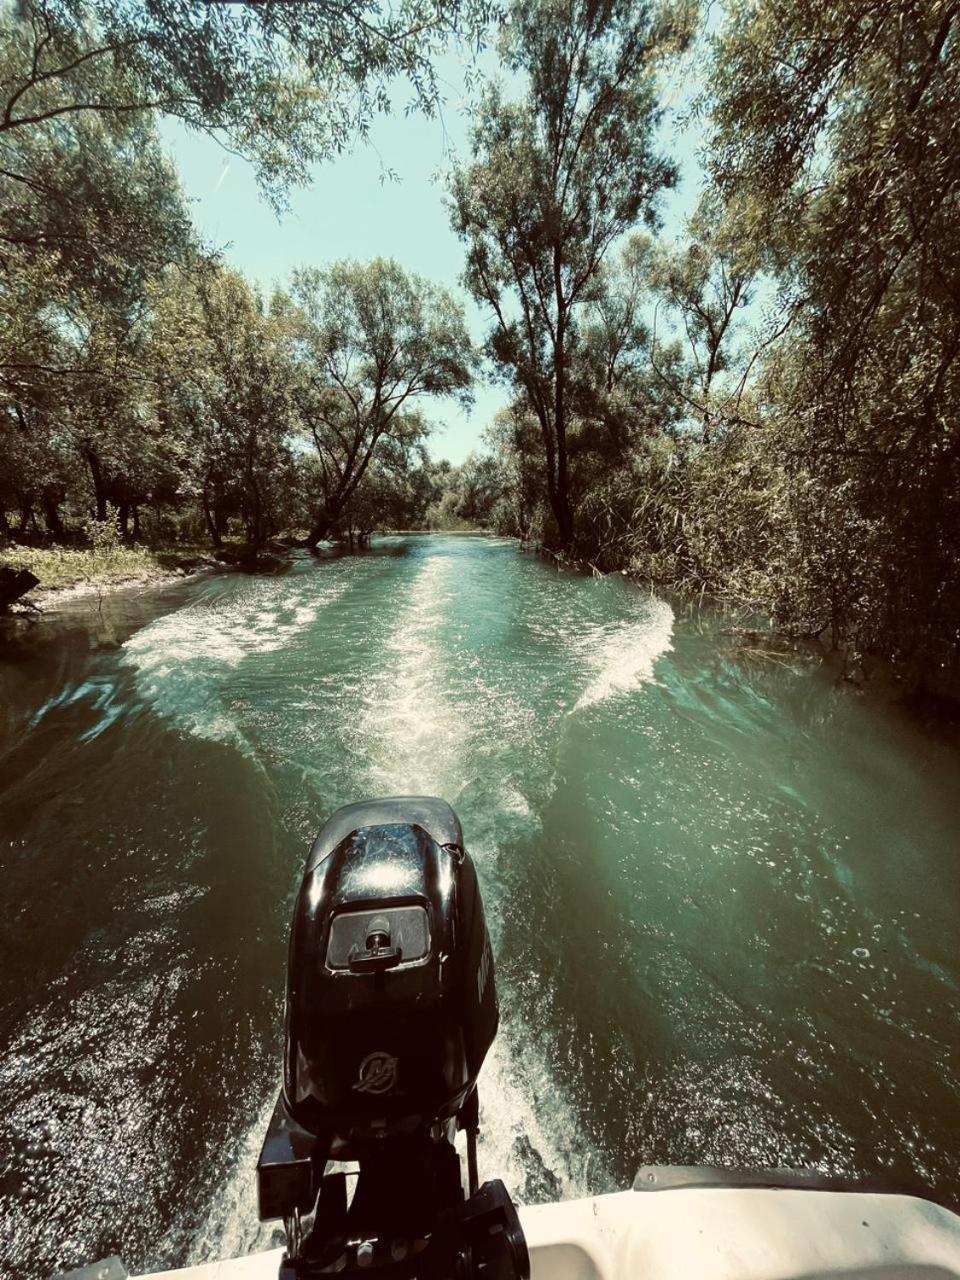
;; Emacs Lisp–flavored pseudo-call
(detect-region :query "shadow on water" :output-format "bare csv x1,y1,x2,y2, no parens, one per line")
495,606,960,1207
1,538,959,1276
0,581,297,1275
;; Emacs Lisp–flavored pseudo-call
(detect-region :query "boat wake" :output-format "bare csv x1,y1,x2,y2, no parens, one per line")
129,545,671,1265
574,595,674,712
122,576,349,749
476,1030,612,1205
351,553,613,1206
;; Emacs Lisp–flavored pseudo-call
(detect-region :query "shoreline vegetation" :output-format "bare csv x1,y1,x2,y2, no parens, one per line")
524,540,960,715
3,542,215,601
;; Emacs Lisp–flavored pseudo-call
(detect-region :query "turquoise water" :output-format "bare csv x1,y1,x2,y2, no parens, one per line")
1,535,958,1276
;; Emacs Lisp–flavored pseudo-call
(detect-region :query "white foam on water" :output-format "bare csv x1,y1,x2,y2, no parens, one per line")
475,1030,611,1204
355,556,536,803
574,595,674,712
358,556,462,798
349,552,608,1206
122,577,348,746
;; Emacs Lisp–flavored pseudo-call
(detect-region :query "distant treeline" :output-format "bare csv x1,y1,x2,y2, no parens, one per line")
2,0,958,686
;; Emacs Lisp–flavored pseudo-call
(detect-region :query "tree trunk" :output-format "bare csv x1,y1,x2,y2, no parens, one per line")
132,505,142,541
202,493,222,548
536,411,574,551
551,480,574,549
42,491,64,540
243,428,267,553
553,432,573,549
82,445,108,521
306,508,334,549
552,256,575,551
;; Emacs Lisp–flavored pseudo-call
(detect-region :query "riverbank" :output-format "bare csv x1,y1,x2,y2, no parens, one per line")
519,537,960,716
0,542,220,612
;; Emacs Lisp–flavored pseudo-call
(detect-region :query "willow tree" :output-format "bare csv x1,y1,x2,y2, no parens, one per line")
449,0,681,549
147,264,304,551
0,86,193,535
291,259,474,547
646,198,760,446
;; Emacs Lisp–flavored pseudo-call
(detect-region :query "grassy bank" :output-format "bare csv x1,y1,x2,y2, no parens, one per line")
1,542,215,599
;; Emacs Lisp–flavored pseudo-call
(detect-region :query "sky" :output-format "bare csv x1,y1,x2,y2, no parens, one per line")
158,51,704,465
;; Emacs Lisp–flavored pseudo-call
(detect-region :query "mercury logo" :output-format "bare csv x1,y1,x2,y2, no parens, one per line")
353,1051,398,1094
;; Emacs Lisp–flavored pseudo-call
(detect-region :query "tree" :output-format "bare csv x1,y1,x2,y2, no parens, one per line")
291,258,474,547
483,403,546,537
449,0,682,548
0,0,494,552
338,437,437,542
0,85,194,536
648,199,757,444
424,448,509,528
701,0,960,673
148,262,302,551
1,0,491,184
1,0,496,199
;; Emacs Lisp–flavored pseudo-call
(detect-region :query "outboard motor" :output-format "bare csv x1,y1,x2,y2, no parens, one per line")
257,797,528,1280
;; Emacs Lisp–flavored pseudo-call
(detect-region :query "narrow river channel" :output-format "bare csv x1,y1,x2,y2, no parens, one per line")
1,535,958,1278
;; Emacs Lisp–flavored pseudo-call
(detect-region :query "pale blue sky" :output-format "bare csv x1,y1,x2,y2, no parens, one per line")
159,52,703,464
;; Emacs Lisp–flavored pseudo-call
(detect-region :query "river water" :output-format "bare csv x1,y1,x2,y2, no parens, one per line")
1,535,958,1277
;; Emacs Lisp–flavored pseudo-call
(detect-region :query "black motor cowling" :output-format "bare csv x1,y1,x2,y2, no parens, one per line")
283,796,498,1146
259,798,526,1279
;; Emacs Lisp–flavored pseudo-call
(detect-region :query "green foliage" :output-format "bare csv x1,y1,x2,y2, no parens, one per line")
148,262,305,550
696,0,960,676
291,257,475,545
482,0,960,690
450,0,681,546
3,530,160,589
84,506,120,555
0,0,493,552
2,0,497,199
424,449,510,529
0,7,198,539
0,0,478,554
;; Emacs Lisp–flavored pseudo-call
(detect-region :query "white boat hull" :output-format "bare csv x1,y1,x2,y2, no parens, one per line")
136,1181,960,1280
